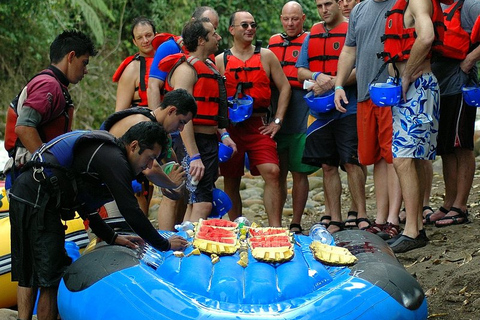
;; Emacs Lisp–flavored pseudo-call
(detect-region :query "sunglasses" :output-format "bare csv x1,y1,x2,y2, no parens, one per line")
232,22,258,29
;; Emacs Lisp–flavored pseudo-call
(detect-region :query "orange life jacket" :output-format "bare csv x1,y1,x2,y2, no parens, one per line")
381,0,445,63
160,53,228,127
268,32,308,89
307,22,348,76
152,33,185,51
5,70,74,154
437,0,470,60
112,54,153,107
223,43,271,112
471,15,480,45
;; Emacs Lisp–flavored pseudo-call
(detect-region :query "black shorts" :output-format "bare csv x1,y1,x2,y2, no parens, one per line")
302,114,360,168
436,93,476,155
174,133,218,204
10,197,71,287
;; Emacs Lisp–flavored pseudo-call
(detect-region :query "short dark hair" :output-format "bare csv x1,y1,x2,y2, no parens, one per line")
160,89,197,117
191,6,218,20
131,16,156,39
50,30,97,64
229,10,249,27
119,121,168,155
181,17,210,53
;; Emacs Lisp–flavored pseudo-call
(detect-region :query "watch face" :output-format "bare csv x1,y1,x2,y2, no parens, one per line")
274,118,281,124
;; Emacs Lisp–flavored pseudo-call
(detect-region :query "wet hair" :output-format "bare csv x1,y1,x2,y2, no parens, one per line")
191,6,218,21
160,89,197,117
119,121,168,155
181,17,211,53
50,30,97,64
131,16,156,39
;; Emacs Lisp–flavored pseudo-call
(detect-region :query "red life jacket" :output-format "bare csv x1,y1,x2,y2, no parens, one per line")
268,32,308,89
307,22,348,76
381,0,445,63
152,33,185,52
160,53,228,127
5,70,74,154
471,15,480,45
223,44,271,112
112,54,153,107
437,0,470,60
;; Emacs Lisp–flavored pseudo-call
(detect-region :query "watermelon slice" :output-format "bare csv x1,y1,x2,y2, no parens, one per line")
196,226,235,238
201,219,237,228
249,235,292,249
249,228,288,237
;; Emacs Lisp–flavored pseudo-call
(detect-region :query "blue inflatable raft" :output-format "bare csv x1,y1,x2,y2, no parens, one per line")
57,230,427,320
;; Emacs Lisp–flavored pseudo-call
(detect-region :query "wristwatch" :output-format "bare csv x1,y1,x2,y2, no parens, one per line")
273,118,282,126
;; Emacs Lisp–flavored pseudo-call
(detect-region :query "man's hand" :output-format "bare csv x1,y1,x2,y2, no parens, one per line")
334,88,348,113
167,163,186,188
259,121,281,138
221,136,237,156
168,235,189,251
114,235,145,249
189,157,205,183
312,73,335,95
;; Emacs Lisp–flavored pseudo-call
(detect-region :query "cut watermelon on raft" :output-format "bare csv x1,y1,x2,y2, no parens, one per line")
249,236,292,249
201,219,237,228
196,226,237,244
249,227,289,237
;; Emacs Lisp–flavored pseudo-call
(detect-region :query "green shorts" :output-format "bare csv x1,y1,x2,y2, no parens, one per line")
275,133,319,174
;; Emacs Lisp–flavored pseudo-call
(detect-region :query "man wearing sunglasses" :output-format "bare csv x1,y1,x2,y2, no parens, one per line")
216,11,291,227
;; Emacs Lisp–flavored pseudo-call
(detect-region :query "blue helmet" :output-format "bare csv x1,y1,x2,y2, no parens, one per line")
369,82,401,107
210,188,232,218
304,90,335,113
462,85,480,107
228,95,253,123
218,143,233,163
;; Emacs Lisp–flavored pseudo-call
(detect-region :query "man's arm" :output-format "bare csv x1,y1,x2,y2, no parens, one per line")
334,45,357,113
400,0,435,97
461,45,480,74
147,78,164,110
170,63,205,182
260,49,291,138
115,62,138,111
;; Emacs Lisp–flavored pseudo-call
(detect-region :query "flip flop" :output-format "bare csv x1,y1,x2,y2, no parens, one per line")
344,211,358,229
435,207,469,227
423,206,448,225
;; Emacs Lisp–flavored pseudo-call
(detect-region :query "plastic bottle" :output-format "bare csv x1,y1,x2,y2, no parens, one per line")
309,224,334,245
175,221,195,232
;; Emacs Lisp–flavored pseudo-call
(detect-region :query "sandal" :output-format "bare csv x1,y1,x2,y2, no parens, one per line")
319,215,331,227
377,222,401,240
289,223,303,235
435,207,469,227
364,221,386,234
344,211,358,229
356,217,371,230
327,221,344,234
423,206,448,224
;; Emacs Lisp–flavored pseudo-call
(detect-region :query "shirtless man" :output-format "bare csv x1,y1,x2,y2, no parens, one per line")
114,17,156,111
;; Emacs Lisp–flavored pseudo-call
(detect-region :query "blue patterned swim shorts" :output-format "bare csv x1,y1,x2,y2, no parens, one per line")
391,73,440,160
